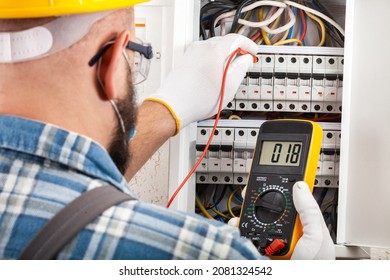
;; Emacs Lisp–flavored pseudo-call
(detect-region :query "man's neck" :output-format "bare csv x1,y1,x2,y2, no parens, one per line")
0,67,115,150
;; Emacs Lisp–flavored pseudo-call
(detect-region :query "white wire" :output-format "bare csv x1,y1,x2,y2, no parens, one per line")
219,18,231,36
240,5,296,35
237,24,248,35
238,7,285,29
212,0,345,38
283,0,345,37
213,1,287,33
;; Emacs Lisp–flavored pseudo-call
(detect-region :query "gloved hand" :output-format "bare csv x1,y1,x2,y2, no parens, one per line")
145,34,258,134
229,181,335,260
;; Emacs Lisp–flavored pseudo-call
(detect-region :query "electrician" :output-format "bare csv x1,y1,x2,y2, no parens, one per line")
0,0,334,259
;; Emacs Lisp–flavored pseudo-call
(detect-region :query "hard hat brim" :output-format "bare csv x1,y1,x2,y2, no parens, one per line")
0,0,149,19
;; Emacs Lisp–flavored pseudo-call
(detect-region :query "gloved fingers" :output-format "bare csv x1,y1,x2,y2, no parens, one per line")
292,181,319,214
241,185,247,199
227,33,259,56
228,53,255,76
223,54,254,107
291,181,329,259
206,34,258,55
186,34,258,61
228,217,240,227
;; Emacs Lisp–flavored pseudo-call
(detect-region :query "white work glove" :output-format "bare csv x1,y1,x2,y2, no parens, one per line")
145,34,258,134
229,181,335,260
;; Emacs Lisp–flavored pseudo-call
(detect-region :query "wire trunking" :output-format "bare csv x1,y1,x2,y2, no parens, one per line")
194,46,343,242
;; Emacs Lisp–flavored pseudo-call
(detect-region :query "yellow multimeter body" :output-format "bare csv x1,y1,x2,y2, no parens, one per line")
239,120,322,259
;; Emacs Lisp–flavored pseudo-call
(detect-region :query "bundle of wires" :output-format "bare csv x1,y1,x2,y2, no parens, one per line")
200,0,345,47
314,187,338,243
195,185,243,222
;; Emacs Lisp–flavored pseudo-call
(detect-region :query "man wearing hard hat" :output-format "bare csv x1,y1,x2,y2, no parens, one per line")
0,0,334,259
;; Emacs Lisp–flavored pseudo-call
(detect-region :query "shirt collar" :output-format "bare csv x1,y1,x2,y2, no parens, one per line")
0,115,135,196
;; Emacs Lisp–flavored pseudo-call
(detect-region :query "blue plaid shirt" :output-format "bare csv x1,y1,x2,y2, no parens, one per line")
0,115,264,260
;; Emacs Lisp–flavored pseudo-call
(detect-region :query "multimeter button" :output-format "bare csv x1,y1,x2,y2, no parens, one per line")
289,178,296,183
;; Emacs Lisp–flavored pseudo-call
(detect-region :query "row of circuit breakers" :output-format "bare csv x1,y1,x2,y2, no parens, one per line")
196,121,341,188
228,50,344,113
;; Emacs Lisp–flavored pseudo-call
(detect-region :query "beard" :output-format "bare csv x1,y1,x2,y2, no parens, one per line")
107,75,137,175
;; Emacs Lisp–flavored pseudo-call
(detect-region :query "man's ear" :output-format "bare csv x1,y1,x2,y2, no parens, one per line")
99,30,130,100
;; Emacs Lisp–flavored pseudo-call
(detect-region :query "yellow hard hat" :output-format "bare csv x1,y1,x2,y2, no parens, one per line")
0,0,149,19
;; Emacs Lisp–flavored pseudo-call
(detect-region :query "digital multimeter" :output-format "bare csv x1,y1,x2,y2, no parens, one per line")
239,120,322,259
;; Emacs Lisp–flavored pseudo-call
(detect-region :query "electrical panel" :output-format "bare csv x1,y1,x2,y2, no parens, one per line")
192,1,348,252
194,46,343,245
133,0,390,259
130,0,390,260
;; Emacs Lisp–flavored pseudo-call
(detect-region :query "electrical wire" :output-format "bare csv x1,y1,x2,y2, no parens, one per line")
257,5,292,45
284,0,345,37
259,6,287,45
196,185,231,221
242,5,294,35
250,30,262,42
215,1,287,36
311,0,345,42
210,8,236,37
261,5,295,35
298,8,307,42
211,206,231,220
258,6,286,45
227,188,241,217
205,185,228,210
166,48,257,208
273,38,303,46
273,22,291,45
316,187,329,207
258,8,272,45
216,1,295,35
212,188,225,222
195,194,215,219
200,1,238,39
304,9,326,47
286,7,297,40
228,114,242,120
230,0,258,33
202,0,344,48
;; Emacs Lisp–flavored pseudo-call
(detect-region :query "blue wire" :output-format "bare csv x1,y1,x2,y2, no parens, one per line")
234,192,243,203
228,185,243,203
287,7,297,40
213,188,224,222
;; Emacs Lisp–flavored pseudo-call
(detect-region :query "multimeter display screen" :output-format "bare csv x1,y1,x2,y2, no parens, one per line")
259,141,303,166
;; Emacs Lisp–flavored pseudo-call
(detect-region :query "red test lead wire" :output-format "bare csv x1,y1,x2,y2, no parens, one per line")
166,48,257,209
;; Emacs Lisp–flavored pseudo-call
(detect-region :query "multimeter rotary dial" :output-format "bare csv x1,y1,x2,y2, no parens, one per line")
248,183,293,227
255,190,286,224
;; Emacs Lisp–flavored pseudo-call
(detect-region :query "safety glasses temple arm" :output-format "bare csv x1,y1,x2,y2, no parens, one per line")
88,39,153,67
126,41,153,59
